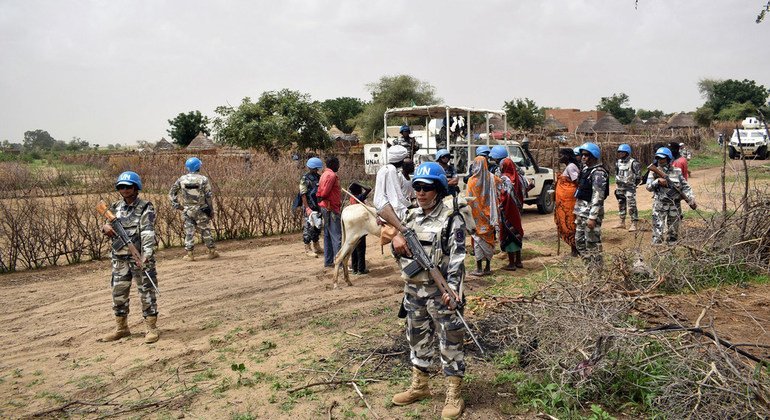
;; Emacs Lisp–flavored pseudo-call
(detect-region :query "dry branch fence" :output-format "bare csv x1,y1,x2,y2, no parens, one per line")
0,152,369,273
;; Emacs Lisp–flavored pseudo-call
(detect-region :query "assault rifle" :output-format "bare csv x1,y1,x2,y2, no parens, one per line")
96,201,161,296
646,164,709,223
378,203,484,354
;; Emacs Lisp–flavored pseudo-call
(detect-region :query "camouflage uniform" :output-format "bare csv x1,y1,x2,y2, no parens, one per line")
109,198,158,317
298,171,321,244
646,165,693,244
397,201,467,377
169,173,216,251
614,156,642,221
574,164,608,268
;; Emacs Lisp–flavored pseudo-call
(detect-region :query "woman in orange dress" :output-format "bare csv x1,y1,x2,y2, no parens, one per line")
466,155,500,276
554,148,580,257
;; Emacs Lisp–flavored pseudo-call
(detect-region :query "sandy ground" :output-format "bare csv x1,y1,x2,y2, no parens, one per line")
1,159,768,419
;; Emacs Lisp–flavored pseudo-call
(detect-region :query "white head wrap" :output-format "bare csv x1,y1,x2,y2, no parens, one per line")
388,145,409,163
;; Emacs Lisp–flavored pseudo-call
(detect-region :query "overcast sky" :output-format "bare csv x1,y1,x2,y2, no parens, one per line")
1,0,768,145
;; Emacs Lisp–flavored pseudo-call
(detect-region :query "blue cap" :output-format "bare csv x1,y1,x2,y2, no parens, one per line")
185,157,201,172
116,171,142,190
617,144,632,154
306,157,323,169
489,145,508,160
435,149,452,160
475,145,491,156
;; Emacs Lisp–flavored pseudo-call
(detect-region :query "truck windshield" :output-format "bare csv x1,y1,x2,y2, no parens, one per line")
510,146,527,165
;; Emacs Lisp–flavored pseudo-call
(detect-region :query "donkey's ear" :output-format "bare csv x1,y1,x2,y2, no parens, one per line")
463,196,476,203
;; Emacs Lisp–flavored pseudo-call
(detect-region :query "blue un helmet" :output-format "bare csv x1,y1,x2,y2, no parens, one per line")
475,145,491,157
115,171,142,190
655,147,674,161
573,146,581,156
578,142,601,159
412,162,449,192
617,144,632,154
435,149,452,160
185,157,202,172
399,124,411,134
306,157,323,169
489,145,509,160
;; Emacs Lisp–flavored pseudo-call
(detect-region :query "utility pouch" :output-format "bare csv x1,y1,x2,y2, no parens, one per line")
201,205,213,217
402,259,424,278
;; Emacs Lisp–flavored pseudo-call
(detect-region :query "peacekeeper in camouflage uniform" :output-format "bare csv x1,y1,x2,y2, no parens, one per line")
389,162,468,420
574,142,609,270
646,147,696,244
169,157,219,261
99,171,160,344
613,143,642,232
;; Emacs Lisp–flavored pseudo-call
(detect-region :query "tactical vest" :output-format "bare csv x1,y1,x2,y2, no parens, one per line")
616,158,637,184
575,166,609,202
111,199,151,256
179,173,209,207
302,172,321,210
398,204,457,285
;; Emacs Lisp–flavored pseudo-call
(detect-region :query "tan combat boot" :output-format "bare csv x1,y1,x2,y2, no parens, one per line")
182,250,195,261
628,221,638,232
99,316,130,342
207,249,220,259
304,243,318,258
312,241,323,255
144,316,159,344
441,376,465,420
392,367,431,406
613,218,626,229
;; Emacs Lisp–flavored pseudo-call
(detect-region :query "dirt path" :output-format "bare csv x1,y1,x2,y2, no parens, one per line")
1,160,768,419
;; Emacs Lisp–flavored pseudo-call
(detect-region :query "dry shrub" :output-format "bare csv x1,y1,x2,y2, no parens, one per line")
0,150,370,272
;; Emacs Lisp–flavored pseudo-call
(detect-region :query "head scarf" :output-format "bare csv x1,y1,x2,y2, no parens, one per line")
388,145,409,163
499,158,524,251
467,156,499,241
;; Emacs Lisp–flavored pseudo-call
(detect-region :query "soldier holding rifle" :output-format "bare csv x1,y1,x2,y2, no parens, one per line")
98,171,160,344
646,147,696,244
379,162,471,420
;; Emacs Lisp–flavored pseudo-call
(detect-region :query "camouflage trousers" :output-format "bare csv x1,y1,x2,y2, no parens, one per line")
652,201,682,244
614,184,638,221
403,283,465,377
110,257,158,317
575,215,603,269
184,209,215,251
302,215,321,244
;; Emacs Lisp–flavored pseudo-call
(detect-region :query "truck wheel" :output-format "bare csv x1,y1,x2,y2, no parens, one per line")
756,146,768,160
536,182,555,214
728,146,738,160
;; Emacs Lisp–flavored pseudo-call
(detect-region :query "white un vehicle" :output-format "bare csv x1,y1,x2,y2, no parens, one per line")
729,117,770,160
363,105,555,214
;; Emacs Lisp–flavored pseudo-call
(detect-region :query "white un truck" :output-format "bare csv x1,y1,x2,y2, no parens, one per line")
364,105,555,214
729,117,770,160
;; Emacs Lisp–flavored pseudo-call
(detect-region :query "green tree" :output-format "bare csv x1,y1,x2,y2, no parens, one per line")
503,98,544,130
66,137,90,151
353,75,441,141
597,93,636,124
320,97,365,133
716,101,759,121
23,129,56,150
214,89,329,154
702,79,768,117
636,109,665,120
167,110,211,147
693,105,715,127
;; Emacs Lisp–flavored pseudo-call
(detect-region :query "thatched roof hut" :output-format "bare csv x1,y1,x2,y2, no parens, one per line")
575,117,596,135
645,116,661,125
154,137,175,151
186,132,217,151
666,112,697,129
593,115,627,134
543,115,568,133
